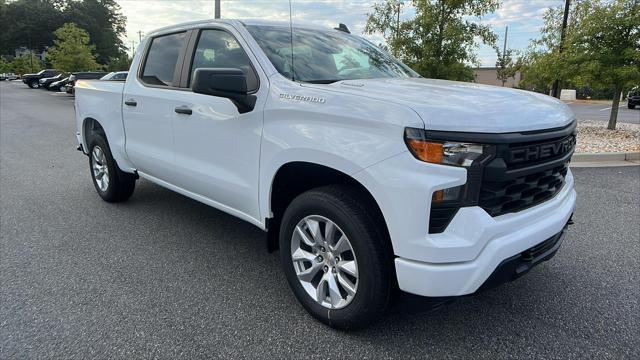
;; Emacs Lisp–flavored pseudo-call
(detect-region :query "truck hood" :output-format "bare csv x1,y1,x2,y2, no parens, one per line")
314,78,575,133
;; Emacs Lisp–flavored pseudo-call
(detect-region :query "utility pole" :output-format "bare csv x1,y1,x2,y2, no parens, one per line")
28,35,34,72
502,26,508,59
131,41,136,58
500,26,508,87
394,1,401,57
552,0,571,98
137,30,144,43
214,0,221,19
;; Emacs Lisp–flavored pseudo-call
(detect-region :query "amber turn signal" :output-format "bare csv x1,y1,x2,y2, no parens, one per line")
406,139,444,164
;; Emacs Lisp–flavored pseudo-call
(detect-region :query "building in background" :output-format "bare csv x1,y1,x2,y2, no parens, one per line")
13,47,47,62
473,67,522,88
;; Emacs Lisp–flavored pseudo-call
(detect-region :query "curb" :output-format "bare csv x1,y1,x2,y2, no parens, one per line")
571,152,640,167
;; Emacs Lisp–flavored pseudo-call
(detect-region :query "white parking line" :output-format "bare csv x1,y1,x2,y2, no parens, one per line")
599,107,611,111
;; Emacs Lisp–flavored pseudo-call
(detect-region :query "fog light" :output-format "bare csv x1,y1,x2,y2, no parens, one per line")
432,186,462,203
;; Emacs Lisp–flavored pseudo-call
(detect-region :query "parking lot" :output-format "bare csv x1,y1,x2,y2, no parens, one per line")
567,102,639,124
1,80,639,358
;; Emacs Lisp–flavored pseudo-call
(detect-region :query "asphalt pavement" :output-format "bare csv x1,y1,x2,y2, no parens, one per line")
1,80,639,359
567,101,639,124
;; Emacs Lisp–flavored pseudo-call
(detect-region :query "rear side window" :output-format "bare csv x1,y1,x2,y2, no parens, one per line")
141,32,187,86
188,29,258,91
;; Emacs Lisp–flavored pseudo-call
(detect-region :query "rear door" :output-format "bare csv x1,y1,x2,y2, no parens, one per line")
168,27,266,222
122,31,190,182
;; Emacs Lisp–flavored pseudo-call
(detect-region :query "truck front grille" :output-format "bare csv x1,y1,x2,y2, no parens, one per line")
479,161,570,216
478,133,575,217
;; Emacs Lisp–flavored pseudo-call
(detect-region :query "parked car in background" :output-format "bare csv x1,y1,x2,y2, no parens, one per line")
65,72,108,94
1,73,18,81
100,71,128,81
627,86,639,109
22,69,59,88
48,77,70,92
39,73,66,89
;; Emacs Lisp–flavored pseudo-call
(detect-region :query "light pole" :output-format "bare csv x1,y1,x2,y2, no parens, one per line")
552,0,571,98
215,0,221,19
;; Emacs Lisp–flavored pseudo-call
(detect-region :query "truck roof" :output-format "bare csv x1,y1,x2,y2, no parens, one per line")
147,19,333,38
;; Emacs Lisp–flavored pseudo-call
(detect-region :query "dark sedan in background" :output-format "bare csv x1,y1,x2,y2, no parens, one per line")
65,72,108,94
22,69,59,88
628,86,639,109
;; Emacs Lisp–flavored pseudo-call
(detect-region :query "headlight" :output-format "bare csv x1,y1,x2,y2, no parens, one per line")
404,127,496,233
404,128,493,167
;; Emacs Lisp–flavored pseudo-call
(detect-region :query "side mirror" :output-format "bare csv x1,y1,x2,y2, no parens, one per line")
192,68,256,114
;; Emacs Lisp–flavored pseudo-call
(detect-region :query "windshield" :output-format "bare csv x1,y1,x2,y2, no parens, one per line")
246,25,418,83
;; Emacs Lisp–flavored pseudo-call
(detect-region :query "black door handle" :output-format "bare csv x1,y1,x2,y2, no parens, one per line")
124,99,137,107
174,106,192,115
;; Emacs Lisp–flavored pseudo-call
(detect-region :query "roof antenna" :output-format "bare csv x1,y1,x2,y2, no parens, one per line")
289,0,295,82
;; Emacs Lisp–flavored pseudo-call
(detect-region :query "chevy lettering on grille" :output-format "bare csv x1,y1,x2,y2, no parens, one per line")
508,136,576,164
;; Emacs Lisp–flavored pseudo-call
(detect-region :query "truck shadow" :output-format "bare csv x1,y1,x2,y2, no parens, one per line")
124,178,569,340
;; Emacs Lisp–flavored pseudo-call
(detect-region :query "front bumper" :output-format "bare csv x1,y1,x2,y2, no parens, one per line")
394,173,576,297
476,223,567,293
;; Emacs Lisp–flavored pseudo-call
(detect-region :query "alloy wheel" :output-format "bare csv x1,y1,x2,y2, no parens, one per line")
290,215,359,309
91,146,109,192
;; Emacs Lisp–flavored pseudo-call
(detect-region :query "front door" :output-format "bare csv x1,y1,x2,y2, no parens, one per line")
170,28,265,222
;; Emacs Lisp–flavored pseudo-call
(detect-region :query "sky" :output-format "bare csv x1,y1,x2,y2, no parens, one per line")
116,0,564,67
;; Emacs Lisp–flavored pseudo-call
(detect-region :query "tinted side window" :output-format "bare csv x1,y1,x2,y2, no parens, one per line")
189,29,258,91
142,32,187,86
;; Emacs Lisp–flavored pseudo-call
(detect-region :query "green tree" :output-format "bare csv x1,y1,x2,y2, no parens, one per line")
46,23,101,72
365,0,500,81
0,0,126,65
566,0,640,129
62,0,127,64
106,51,131,72
494,47,520,87
521,0,640,129
0,0,66,55
9,54,45,74
0,57,10,73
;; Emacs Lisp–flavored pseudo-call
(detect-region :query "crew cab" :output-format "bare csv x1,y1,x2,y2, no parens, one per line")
74,19,577,330
22,69,58,88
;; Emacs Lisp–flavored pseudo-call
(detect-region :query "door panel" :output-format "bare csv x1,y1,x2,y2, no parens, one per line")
171,28,263,220
123,31,188,182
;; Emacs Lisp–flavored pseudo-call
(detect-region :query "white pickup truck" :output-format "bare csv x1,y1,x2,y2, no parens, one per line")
75,19,577,329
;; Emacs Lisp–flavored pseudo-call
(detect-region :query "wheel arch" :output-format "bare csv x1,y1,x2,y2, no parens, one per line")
265,161,392,253
82,117,105,147
81,116,136,174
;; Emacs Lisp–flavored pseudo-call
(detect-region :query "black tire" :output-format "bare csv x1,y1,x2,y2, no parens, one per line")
279,185,394,330
88,134,136,202
28,80,39,89
629,103,636,109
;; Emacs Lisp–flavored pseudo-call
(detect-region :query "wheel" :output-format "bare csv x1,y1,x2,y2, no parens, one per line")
88,134,136,202
279,185,394,330
28,80,39,89
59,85,65,92
629,103,636,109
